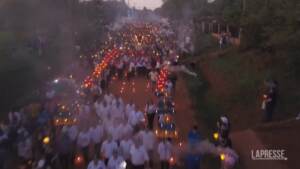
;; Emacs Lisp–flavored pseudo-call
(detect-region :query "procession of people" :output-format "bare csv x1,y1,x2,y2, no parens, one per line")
0,19,238,169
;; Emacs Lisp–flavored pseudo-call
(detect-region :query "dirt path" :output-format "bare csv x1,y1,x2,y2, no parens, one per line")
109,75,197,141
109,77,154,109
108,76,197,169
173,75,197,140
231,129,289,169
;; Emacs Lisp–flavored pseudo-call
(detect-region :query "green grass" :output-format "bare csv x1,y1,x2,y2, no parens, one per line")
183,69,221,136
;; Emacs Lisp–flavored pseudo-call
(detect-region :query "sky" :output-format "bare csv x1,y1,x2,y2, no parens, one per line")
126,0,163,10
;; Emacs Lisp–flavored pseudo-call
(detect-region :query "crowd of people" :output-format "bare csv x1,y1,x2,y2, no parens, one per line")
0,91,177,169
0,20,240,169
0,21,178,169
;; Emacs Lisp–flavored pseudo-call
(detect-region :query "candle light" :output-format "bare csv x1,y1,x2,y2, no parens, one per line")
220,153,226,161
43,136,50,144
213,132,219,140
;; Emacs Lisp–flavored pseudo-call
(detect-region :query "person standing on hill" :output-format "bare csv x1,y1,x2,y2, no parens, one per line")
262,80,278,122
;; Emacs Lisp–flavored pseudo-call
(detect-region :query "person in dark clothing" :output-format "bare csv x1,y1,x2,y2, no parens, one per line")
217,116,230,139
216,116,232,148
100,79,106,92
262,80,278,122
145,100,156,130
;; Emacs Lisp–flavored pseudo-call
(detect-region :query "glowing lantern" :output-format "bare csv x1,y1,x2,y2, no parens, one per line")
166,116,170,122
43,136,50,144
263,94,268,99
74,154,84,166
220,153,226,161
213,132,219,140
169,157,175,165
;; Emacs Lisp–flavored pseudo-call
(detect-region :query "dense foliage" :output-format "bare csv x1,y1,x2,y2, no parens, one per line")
159,0,300,123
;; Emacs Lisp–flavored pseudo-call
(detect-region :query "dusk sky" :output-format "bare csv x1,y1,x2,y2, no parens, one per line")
126,0,163,10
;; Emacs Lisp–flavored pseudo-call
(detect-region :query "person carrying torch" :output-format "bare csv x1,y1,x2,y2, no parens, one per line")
157,138,173,169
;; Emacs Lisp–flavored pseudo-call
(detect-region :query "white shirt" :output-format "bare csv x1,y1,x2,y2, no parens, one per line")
107,125,122,141
138,130,156,151
108,156,124,169
68,125,78,141
149,71,158,82
121,124,133,138
99,103,109,119
95,104,103,118
87,160,106,169
18,137,32,159
104,94,114,105
89,125,103,144
84,105,91,114
158,141,172,160
166,81,173,91
145,104,156,114
77,131,90,148
129,62,135,72
101,140,118,158
120,139,133,160
130,145,149,165
110,105,124,120
128,111,144,126
125,104,135,115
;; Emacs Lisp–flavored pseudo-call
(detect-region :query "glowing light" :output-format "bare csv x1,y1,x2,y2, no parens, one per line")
74,154,84,165
82,49,118,88
119,161,127,169
155,130,158,135
169,157,175,164
220,153,226,161
43,136,50,144
166,116,170,122
175,131,178,136
213,132,219,140
53,79,59,83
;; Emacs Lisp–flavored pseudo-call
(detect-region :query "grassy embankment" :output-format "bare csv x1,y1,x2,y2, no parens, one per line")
182,33,299,169
185,33,300,133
